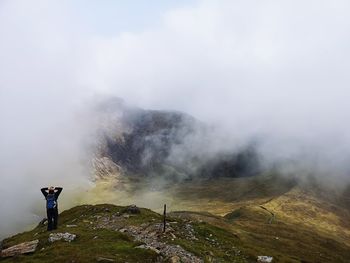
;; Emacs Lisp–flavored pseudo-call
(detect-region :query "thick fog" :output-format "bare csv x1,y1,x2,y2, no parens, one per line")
1,0,350,238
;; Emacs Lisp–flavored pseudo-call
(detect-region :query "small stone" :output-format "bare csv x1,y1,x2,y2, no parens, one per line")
136,245,160,254
136,244,147,249
148,246,161,254
66,225,78,228
96,256,115,262
169,255,181,263
257,256,273,263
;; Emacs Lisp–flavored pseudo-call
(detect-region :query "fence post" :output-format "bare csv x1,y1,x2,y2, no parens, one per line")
163,204,166,233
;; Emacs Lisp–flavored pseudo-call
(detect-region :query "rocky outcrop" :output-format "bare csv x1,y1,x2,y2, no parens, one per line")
92,156,123,180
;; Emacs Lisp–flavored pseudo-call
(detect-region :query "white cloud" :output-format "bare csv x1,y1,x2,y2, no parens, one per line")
1,0,350,237
77,0,350,180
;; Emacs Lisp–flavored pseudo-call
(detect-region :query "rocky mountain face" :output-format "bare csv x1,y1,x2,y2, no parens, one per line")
93,98,261,180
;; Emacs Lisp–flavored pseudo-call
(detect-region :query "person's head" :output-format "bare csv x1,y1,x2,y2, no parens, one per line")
48,186,55,194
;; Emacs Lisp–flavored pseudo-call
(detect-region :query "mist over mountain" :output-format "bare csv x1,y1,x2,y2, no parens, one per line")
1,1,350,255
93,98,261,182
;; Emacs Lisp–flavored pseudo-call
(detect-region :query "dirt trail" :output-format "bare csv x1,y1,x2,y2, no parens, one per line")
259,205,275,224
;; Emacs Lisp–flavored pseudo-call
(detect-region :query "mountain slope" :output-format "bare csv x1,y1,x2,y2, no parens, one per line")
93,98,261,180
74,172,350,263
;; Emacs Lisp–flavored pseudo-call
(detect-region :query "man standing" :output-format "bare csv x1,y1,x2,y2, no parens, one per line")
41,186,63,231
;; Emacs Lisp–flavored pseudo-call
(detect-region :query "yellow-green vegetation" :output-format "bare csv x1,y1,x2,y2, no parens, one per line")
166,173,350,263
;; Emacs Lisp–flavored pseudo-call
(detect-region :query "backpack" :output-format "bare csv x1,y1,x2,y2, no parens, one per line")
46,194,57,209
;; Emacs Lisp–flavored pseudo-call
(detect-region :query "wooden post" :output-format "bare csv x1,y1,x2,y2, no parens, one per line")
163,204,166,233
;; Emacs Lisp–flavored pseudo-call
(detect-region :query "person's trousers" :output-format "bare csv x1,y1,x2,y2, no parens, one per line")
47,208,58,231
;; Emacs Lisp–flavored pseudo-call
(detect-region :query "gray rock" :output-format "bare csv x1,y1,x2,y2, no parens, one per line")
0,240,39,258
257,256,273,263
96,256,115,262
48,232,76,243
126,205,140,214
136,245,160,254
169,255,181,263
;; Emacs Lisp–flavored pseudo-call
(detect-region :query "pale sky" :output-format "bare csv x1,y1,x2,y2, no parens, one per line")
66,0,198,35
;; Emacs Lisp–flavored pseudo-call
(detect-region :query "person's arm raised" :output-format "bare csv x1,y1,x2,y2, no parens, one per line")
55,187,63,198
41,187,48,197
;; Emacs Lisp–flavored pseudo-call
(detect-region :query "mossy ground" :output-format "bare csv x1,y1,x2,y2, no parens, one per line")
0,204,247,263
1,205,159,263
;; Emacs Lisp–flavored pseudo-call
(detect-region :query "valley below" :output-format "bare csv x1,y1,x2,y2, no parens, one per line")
79,173,350,262
3,173,345,262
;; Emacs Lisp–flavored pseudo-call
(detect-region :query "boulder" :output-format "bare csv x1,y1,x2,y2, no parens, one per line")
126,205,140,214
0,240,39,258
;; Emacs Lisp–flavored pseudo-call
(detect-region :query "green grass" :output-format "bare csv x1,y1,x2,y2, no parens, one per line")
170,207,350,263
0,204,247,263
0,205,160,263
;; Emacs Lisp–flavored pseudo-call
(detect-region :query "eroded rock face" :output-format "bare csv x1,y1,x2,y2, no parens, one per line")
0,240,39,258
92,156,123,180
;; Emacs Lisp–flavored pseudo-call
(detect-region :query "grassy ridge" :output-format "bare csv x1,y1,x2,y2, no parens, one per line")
0,204,247,263
1,205,159,263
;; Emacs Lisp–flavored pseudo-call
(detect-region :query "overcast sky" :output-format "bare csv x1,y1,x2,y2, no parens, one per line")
1,0,350,237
